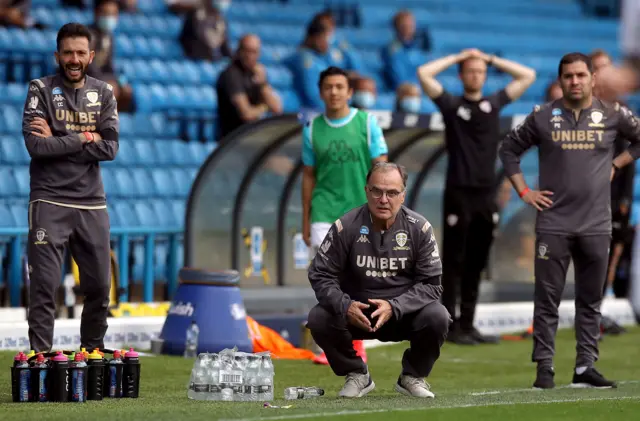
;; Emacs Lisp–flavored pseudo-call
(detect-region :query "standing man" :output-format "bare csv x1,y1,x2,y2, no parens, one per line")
417,49,537,345
23,23,119,353
302,66,389,365
306,162,450,398
499,52,640,389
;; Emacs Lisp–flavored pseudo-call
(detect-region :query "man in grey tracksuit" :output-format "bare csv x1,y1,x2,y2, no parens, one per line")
499,52,640,389
306,162,450,399
22,23,119,352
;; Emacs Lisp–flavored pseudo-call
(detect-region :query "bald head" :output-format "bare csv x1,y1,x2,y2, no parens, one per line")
237,34,261,69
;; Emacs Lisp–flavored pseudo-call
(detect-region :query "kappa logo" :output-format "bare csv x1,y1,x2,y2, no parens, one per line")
538,243,549,260
406,215,418,224
54,94,65,103
34,228,48,245
357,235,370,243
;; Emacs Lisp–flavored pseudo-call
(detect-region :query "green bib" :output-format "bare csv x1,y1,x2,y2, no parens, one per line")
310,110,373,224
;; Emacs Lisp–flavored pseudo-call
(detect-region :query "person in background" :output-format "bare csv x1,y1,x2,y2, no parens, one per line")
417,48,536,345
286,20,332,109
545,80,563,101
168,0,232,62
215,34,282,141
301,66,389,367
351,76,377,110
382,10,431,90
313,11,363,78
87,0,134,112
0,0,30,28
395,82,422,113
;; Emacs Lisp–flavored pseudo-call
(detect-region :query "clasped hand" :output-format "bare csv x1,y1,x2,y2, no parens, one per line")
347,299,393,332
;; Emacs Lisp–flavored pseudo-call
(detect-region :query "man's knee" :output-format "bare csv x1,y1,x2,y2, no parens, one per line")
307,304,343,335
413,302,451,337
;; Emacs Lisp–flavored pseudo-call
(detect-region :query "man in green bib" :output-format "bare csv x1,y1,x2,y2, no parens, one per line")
302,66,389,365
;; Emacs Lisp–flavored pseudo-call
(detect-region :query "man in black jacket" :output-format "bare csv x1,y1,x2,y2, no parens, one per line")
22,23,119,353
306,162,450,399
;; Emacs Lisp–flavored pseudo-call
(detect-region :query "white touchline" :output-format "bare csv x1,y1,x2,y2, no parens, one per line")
469,380,640,396
221,396,640,421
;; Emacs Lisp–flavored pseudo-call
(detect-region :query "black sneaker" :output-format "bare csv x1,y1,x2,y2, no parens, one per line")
446,328,478,345
571,367,617,389
533,367,555,389
601,316,627,336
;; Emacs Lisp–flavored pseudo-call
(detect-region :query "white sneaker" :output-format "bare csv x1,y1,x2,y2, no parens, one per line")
338,370,375,398
395,374,435,398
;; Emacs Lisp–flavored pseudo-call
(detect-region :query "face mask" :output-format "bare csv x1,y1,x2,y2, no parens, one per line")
97,16,118,33
400,97,421,113
352,91,375,109
213,0,231,12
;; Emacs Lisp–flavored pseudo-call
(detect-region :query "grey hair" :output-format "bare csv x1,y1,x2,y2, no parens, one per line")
365,162,408,188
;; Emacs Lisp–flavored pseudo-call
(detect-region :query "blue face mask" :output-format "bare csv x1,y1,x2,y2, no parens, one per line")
352,91,375,109
97,16,118,33
400,97,421,113
213,0,231,12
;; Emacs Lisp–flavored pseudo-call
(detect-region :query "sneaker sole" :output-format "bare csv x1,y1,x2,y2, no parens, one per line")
339,380,376,398
394,383,435,398
570,383,615,389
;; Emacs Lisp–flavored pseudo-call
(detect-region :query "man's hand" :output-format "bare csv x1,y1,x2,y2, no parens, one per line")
253,63,267,86
90,132,103,142
521,189,554,211
369,299,393,332
346,301,372,332
30,117,53,138
302,219,311,247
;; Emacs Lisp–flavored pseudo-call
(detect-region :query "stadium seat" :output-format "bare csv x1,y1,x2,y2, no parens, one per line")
0,166,18,197
12,166,30,197
131,168,155,198
114,201,139,227
1,137,29,164
133,201,160,227
10,203,28,227
151,168,178,197
0,202,16,227
133,139,158,166
113,168,138,198
151,199,177,227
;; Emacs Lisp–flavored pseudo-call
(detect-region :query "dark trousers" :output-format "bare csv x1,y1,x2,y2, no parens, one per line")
306,301,451,378
441,186,497,330
27,201,111,353
532,233,610,369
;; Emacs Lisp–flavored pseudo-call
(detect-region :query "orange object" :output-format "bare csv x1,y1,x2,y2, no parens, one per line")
246,316,317,360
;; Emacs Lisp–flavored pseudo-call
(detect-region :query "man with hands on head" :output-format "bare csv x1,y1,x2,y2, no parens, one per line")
23,23,118,354
306,162,451,399
417,48,536,345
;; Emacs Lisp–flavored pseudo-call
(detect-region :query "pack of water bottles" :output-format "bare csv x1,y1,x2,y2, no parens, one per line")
10,347,141,403
187,347,274,402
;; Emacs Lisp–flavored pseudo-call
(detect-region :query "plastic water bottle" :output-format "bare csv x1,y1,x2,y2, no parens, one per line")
33,353,50,402
207,354,222,401
188,353,210,400
259,354,274,401
244,355,261,402
233,354,248,401
284,387,325,400
184,320,199,358
108,350,124,398
218,349,236,401
16,353,31,402
70,352,87,402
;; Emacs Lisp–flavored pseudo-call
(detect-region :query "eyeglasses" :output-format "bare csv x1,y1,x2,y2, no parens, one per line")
367,186,404,199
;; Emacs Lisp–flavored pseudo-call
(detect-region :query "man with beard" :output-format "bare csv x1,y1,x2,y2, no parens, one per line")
22,22,119,353
417,48,537,345
499,52,640,389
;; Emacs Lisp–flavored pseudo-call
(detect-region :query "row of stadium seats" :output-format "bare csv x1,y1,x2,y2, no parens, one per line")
0,166,198,201
0,137,214,167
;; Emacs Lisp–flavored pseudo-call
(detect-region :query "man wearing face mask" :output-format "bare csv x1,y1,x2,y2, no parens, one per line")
21,23,119,353
382,11,431,90
351,77,377,110
395,83,422,114
87,0,133,111
417,48,536,345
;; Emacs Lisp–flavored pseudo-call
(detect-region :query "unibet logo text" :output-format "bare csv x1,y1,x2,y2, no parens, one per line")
356,255,408,271
55,110,98,124
552,130,604,143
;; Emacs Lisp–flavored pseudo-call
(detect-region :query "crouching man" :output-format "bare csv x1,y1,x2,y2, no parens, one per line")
306,162,451,398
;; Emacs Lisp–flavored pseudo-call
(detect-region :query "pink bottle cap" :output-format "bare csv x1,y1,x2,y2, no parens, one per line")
14,352,24,361
113,350,121,359
53,351,69,362
125,348,139,358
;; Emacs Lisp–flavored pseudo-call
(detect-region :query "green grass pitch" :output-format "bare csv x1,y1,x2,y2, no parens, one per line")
1,327,639,421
